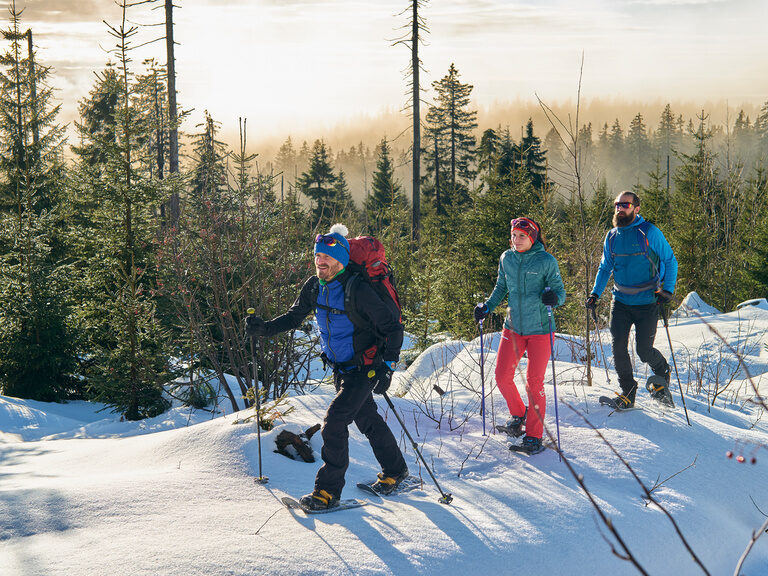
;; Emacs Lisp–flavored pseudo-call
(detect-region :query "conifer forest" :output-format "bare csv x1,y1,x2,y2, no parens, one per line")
2,0,768,420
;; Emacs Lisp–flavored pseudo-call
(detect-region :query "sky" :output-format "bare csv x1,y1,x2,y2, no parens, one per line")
2,293,768,575
16,0,768,145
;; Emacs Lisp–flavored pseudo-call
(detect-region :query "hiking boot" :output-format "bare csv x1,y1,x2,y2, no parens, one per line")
614,394,635,411
520,435,543,454
299,489,339,511
372,467,409,495
497,407,527,437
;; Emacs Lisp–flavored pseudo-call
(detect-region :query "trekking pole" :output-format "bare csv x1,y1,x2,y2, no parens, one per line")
382,392,453,504
247,308,268,484
478,318,486,436
660,304,691,426
590,308,613,387
544,288,562,461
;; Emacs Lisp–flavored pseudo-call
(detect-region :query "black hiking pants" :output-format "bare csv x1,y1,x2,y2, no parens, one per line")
315,369,406,498
610,300,670,402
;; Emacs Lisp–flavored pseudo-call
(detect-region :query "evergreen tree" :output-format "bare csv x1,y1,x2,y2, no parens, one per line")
626,113,651,185
0,6,77,401
365,138,409,231
670,112,723,304
424,63,477,212
519,118,548,195
69,4,173,419
296,139,340,228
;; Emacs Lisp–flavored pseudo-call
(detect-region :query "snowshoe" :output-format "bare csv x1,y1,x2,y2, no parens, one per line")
357,474,421,497
298,489,339,511
509,435,545,455
281,495,365,514
646,375,675,407
598,394,637,411
369,467,410,495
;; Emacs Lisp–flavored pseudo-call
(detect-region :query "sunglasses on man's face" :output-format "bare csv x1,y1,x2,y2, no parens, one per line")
614,201,633,210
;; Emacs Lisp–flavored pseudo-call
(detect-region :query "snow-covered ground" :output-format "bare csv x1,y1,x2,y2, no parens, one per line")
2,295,767,576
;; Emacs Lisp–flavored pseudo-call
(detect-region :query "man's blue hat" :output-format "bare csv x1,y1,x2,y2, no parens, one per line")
314,223,350,267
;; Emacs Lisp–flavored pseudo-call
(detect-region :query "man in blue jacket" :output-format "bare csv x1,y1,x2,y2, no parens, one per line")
586,192,678,410
245,224,408,510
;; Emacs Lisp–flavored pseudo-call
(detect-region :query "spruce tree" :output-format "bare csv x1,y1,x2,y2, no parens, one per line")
0,5,77,401
365,138,408,231
296,139,340,228
424,63,477,211
69,4,173,419
519,119,548,195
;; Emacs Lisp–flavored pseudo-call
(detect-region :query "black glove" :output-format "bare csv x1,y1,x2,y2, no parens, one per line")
656,290,673,304
541,290,558,306
585,294,598,311
474,302,489,322
372,366,393,395
245,315,266,337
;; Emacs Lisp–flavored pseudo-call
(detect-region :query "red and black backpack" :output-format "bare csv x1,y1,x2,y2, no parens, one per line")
344,235,403,329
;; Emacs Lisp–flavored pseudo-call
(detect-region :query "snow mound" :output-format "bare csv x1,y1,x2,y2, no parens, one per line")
674,291,721,317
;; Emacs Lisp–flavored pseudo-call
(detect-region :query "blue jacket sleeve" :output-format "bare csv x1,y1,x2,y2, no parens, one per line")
649,225,678,293
590,231,614,297
485,253,508,313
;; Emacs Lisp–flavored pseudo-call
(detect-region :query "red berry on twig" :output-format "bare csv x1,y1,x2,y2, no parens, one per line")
726,451,733,459
737,455,745,463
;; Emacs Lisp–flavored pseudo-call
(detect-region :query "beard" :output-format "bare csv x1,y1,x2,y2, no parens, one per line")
613,212,635,227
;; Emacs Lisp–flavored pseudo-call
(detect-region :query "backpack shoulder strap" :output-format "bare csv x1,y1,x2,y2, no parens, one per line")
607,228,619,259
343,273,370,330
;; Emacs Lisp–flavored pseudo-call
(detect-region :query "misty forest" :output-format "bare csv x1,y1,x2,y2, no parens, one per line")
2,0,768,421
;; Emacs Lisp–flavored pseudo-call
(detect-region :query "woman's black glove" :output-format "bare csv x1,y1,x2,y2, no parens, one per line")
541,290,558,306
474,303,489,322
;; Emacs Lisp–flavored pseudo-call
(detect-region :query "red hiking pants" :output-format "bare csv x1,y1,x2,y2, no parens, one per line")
494,328,551,439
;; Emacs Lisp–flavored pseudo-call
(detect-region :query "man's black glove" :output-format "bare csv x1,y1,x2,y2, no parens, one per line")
474,302,489,322
585,294,598,311
656,290,673,305
245,315,266,337
541,290,558,307
372,366,393,395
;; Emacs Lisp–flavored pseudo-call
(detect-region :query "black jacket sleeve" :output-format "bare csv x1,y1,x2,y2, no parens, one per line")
262,276,318,337
355,280,404,363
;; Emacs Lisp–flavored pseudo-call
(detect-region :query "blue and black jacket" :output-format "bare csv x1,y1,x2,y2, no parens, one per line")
261,269,403,368
591,215,678,306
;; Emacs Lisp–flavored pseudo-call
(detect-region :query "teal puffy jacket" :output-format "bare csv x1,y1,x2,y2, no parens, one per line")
485,242,566,335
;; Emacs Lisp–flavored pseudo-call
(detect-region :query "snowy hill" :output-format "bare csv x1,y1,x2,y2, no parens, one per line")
2,294,768,576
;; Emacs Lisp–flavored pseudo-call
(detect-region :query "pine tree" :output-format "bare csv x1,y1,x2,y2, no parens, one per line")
0,5,77,401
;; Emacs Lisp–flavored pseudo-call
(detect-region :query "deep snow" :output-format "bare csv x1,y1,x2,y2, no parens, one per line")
1,295,767,576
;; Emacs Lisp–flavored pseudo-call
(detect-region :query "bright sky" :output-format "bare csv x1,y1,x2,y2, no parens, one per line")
19,0,768,143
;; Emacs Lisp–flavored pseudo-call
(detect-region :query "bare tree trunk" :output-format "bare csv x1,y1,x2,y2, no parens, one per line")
411,0,421,243
165,0,179,224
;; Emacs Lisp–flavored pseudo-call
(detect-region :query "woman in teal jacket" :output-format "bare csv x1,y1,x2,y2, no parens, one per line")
474,218,566,454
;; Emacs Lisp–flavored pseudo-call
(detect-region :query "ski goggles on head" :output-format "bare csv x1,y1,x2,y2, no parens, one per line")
614,201,633,210
314,234,349,253
510,217,539,243
510,218,539,234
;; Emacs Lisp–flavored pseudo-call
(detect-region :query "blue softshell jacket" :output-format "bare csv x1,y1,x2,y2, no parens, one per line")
591,215,678,306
